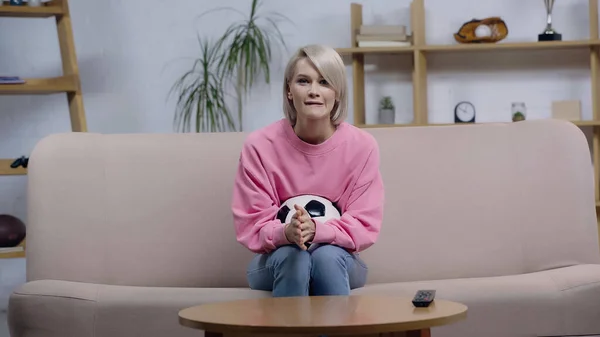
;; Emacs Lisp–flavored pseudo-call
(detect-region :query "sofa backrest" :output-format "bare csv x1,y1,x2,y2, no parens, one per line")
25,119,600,288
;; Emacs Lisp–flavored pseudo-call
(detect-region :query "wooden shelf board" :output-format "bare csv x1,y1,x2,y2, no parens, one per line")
0,251,25,259
0,249,25,259
0,159,27,175
0,239,26,259
357,120,600,128
0,76,77,95
336,46,415,55
573,120,600,126
0,3,63,17
336,40,600,55
420,40,600,52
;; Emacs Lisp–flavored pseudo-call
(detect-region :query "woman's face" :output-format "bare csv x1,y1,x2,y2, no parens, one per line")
287,58,337,123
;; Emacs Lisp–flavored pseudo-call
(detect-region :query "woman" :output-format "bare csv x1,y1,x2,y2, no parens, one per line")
231,44,384,297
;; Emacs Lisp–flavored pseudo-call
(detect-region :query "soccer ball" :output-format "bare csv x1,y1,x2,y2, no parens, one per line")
276,194,341,225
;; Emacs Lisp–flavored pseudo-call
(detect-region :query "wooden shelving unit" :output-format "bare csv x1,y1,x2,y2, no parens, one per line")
0,0,86,259
340,0,600,247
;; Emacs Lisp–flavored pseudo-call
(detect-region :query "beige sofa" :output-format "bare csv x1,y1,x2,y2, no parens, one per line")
7,119,600,337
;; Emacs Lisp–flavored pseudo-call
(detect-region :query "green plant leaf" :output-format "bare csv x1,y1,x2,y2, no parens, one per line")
171,0,292,132
169,36,236,133
215,0,292,129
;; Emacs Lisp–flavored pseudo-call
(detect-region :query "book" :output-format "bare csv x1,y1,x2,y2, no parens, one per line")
0,76,25,84
358,40,411,47
360,25,406,36
356,34,408,42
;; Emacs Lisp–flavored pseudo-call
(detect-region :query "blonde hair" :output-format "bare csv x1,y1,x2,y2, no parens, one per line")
283,44,348,126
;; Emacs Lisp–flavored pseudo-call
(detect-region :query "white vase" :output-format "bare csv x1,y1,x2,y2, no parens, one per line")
378,108,395,124
28,0,41,6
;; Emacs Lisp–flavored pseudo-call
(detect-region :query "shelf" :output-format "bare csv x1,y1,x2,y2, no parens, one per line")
572,120,600,126
357,120,600,128
0,75,78,95
343,0,600,248
336,46,415,55
0,159,27,175
420,39,600,53
0,3,63,18
336,40,600,56
0,239,25,259
0,247,25,259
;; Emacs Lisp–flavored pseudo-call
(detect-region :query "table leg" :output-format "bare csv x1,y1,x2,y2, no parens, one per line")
334,330,431,337
407,329,431,337
205,332,223,337
205,330,431,337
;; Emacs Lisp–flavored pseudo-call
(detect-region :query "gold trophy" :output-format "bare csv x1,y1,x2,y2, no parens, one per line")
538,0,562,41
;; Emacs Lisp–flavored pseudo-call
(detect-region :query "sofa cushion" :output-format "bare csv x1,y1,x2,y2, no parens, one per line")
8,279,269,337
352,264,600,337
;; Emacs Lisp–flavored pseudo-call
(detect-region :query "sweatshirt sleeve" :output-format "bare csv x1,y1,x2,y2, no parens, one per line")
231,141,289,254
311,141,384,253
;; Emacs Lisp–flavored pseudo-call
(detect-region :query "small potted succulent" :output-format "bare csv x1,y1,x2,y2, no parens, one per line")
379,96,395,124
511,102,527,122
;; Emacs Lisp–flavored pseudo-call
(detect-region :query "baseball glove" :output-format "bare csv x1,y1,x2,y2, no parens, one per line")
454,17,508,44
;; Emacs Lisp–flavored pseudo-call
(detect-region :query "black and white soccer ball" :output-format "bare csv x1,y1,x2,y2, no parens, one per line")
276,194,341,225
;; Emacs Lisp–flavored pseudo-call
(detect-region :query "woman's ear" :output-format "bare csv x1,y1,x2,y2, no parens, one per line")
330,100,340,117
286,83,292,100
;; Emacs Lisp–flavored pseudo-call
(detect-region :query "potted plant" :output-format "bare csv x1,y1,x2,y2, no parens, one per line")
511,102,527,122
379,96,395,124
170,0,292,132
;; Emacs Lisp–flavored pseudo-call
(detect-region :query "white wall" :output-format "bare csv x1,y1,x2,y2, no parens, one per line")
0,0,597,311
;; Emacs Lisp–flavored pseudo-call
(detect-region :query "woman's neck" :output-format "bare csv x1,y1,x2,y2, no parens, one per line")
294,118,336,145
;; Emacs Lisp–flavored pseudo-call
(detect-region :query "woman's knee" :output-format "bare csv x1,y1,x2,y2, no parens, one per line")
310,244,368,289
270,245,311,273
310,244,349,272
246,245,311,291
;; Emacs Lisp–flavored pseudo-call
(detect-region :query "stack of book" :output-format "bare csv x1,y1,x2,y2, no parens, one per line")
356,25,411,47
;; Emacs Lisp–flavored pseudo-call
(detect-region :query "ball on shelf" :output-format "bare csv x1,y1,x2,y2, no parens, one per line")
0,214,26,248
475,25,492,38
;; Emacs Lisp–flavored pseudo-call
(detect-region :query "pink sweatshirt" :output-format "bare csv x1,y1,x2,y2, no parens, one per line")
231,119,384,254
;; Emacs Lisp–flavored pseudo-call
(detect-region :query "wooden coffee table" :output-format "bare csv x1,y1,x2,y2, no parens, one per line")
178,295,467,336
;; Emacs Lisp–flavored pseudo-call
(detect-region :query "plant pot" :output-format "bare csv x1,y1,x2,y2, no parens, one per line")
379,108,395,124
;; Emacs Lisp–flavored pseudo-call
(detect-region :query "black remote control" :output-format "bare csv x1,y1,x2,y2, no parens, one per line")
412,290,436,307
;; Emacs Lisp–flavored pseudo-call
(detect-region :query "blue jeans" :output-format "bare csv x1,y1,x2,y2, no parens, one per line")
246,244,368,297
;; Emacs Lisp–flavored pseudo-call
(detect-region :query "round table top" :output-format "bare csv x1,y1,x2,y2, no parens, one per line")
178,295,468,335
